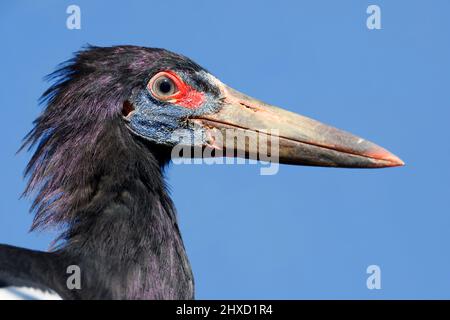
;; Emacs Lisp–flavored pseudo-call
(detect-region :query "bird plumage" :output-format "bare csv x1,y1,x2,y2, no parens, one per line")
2,46,195,299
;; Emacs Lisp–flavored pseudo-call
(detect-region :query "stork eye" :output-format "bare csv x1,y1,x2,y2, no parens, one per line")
153,77,176,96
148,72,180,101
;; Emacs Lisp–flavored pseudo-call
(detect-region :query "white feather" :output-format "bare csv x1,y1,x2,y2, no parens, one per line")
0,287,62,300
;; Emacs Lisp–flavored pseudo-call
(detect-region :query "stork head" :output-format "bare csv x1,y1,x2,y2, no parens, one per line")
112,46,401,168
23,45,404,231
15,45,406,298
31,45,404,177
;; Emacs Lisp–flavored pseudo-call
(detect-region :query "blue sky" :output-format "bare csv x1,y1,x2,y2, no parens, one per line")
1,0,449,299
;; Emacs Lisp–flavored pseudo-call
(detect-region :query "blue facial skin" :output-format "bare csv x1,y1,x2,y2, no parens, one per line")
125,71,222,146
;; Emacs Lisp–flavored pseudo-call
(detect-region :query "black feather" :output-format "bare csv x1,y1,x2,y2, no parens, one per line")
2,46,198,299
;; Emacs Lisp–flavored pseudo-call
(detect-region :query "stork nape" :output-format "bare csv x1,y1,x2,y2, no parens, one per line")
0,46,403,300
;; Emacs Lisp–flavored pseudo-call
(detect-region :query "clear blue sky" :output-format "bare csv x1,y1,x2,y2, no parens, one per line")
1,0,449,299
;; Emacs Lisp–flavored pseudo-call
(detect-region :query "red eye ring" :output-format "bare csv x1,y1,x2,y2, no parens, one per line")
147,70,205,109
147,71,186,102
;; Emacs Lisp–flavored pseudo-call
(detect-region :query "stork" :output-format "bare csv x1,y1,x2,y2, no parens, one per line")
0,46,403,299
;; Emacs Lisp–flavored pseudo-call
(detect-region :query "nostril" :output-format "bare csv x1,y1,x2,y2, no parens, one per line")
239,102,258,112
122,100,135,117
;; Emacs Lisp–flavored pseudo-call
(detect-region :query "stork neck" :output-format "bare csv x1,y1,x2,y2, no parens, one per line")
56,122,194,299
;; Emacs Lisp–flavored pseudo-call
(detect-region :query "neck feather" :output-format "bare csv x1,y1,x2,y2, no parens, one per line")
25,117,194,299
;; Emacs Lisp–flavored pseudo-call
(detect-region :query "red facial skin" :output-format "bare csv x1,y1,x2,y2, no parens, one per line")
148,71,205,109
